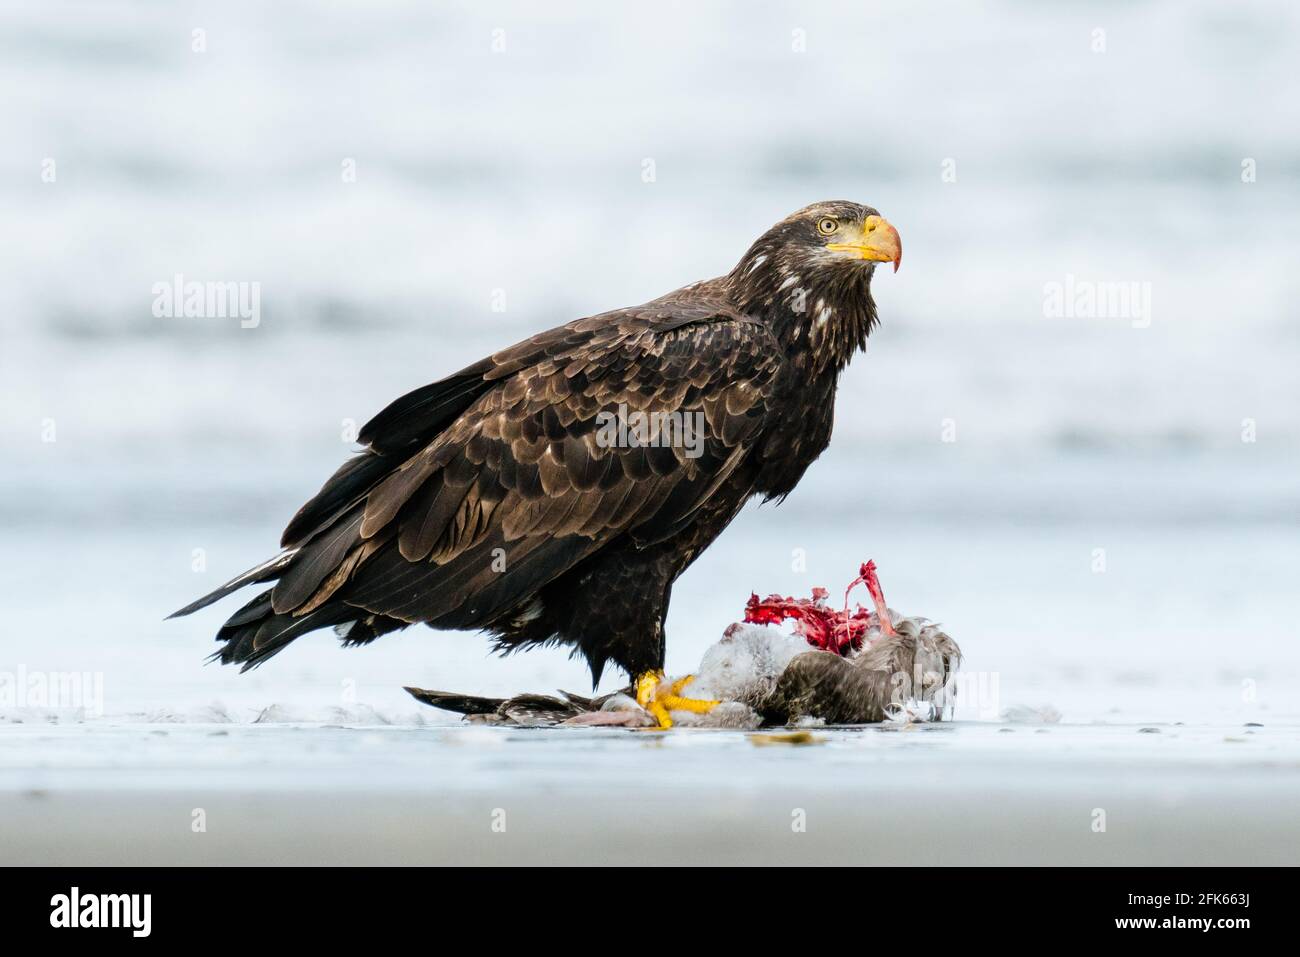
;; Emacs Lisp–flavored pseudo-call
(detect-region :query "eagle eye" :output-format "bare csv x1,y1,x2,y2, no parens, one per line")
817,217,838,236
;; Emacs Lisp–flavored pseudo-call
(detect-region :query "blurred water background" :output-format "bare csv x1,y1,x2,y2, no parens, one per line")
2,0,1297,730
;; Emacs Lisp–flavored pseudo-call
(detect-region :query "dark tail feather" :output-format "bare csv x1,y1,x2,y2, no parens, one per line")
211,603,354,672
209,601,409,672
167,552,296,620
223,588,275,628
404,687,506,714
335,615,406,647
404,687,598,725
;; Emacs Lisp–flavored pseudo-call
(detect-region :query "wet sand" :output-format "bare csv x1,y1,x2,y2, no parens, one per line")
3,721,1296,866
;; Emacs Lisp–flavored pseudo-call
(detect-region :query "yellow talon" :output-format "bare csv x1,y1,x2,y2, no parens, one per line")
635,670,673,728
635,671,721,728
634,670,663,708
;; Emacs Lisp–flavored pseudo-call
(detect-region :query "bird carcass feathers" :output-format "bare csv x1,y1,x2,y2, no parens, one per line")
407,561,962,729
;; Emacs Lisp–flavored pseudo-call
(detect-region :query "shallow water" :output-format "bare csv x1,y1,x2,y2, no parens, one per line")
4,720,1296,864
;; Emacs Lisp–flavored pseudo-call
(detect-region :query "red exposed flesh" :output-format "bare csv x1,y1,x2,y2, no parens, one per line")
743,560,896,656
848,560,897,638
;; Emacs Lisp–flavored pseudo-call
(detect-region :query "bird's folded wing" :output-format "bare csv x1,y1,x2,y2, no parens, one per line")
268,307,787,626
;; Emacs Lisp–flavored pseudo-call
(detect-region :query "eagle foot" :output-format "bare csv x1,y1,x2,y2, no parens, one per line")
634,671,720,729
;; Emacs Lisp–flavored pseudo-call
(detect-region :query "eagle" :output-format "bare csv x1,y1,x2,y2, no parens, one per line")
171,201,901,727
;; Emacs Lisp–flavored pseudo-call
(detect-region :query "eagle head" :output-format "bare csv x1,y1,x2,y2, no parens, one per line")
728,201,901,369
792,200,901,272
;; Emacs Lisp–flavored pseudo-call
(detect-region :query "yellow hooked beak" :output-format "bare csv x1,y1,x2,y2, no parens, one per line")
826,215,902,272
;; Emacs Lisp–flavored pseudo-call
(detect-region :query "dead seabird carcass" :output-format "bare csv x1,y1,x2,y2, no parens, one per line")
407,561,961,729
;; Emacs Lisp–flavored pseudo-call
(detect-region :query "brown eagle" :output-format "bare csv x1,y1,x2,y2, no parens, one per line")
171,201,901,726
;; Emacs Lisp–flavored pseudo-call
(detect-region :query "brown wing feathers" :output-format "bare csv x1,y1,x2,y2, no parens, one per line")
332,319,781,623
173,302,786,670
